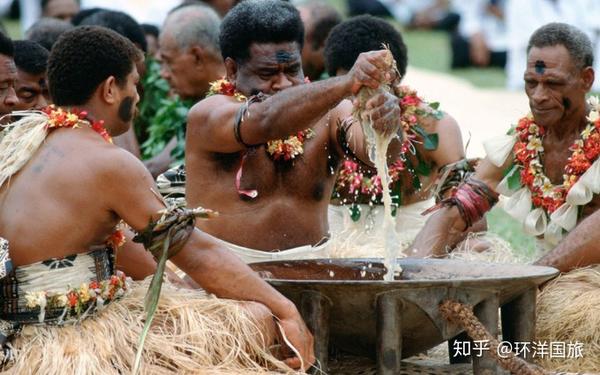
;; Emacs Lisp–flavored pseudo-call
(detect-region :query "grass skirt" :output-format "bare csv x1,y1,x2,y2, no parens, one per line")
535,266,600,372
2,279,295,374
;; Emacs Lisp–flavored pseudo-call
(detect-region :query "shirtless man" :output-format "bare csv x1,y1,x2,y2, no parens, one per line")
411,23,600,272
324,16,466,255
0,26,313,372
185,0,403,262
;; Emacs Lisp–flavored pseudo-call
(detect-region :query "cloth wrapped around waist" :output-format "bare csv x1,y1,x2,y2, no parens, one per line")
0,246,122,325
328,198,435,258
213,235,331,264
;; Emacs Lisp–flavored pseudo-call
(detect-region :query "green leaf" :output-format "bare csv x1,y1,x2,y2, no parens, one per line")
423,133,439,150
429,102,440,110
504,164,522,190
413,125,439,150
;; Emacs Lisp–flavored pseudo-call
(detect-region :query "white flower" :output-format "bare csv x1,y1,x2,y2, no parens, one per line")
582,125,594,139
588,96,600,111
55,295,68,307
526,136,544,152
25,291,47,309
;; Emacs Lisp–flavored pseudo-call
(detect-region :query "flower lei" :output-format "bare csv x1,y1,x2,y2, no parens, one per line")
42,105,112,143
334,85,442,210
207,79,315,161
513,108,600,214
24,272,128,321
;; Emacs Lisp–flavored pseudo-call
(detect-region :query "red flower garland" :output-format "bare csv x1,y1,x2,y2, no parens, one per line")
513,113,600,214
42,105,112,143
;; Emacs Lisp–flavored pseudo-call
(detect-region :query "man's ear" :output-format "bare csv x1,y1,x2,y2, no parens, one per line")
224,57,238,83
581,66,595,92
99,76,119,104
190,45,205,69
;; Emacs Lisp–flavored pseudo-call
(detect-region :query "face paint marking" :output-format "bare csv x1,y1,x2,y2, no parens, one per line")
535,60,546,74
275,50,293,64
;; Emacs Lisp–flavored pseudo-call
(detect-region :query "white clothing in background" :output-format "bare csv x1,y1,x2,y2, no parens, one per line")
454,0,507,53
505,0,594,90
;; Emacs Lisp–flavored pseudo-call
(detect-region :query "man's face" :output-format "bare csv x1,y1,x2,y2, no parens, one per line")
524,45,590,128
0,54,19,117
232,42,304,96
112,67,140,136
43,0,79,22
14,69,48,111
159,32,203,100
298,6,322,80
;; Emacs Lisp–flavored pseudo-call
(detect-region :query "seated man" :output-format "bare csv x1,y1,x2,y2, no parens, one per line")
323,15,468,256
184,0,404,263
13,40,49,111
410,23,600,273
0,25,313,373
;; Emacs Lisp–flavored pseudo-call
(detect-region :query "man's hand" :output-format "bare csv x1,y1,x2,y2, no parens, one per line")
346,50,394,95
277,306,315,371
360,91,401,137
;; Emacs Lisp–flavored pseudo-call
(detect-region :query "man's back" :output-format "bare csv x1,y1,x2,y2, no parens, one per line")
0,127,133,266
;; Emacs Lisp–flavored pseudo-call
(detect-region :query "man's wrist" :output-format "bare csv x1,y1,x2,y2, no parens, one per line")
271,299,299,320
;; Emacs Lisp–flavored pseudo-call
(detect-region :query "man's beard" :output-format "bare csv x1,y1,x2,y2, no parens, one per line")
118,96,136,123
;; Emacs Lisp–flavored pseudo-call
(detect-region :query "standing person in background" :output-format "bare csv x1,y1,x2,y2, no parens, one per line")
296,0,342,81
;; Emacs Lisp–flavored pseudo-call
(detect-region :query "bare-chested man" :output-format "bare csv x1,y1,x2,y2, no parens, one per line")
185,0,403,262
410,23,600,273
0,26,313,373
323,16,468,256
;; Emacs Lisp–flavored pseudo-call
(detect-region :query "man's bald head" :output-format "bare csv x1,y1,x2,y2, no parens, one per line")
159,4,225,101
162,4,221,54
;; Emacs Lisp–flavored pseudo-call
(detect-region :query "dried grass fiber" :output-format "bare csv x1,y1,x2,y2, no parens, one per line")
2,279,297,375
536,266,600,373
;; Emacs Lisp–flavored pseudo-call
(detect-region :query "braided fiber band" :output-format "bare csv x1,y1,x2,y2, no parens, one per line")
423,178,499,229
133,205,214,260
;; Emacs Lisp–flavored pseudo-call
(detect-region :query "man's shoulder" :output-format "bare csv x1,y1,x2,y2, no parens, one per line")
191,94,241,116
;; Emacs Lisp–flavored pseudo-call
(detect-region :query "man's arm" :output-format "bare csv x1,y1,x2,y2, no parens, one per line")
535,211,600,272
329,92,403,167
102,149,314,369
409,157,507,257
187,50,393,155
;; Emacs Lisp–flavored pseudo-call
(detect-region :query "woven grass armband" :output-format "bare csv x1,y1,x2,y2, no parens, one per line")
133,205,216,260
